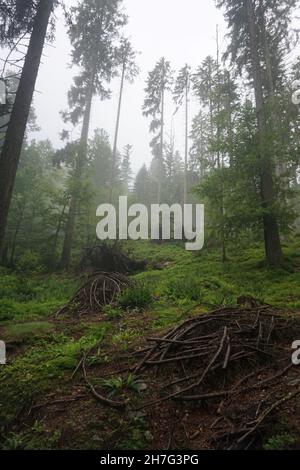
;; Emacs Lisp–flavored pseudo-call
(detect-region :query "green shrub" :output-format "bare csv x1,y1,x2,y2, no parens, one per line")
102,304,123,319
16,251,44,275
102,374,146,398
118,285,153,310
0,275,37,301
0,299,16,321
112,329,139,350
2,422,61,450
263,433,296,450
0,274,19,297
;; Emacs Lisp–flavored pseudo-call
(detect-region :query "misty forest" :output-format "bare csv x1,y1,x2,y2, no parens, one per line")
2,0,300,452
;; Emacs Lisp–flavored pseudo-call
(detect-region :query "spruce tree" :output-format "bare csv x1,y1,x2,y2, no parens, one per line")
0,0,54,259
134,164,152,206
174,64,192,203
143,57,173,203
109,39,138,201
215,0,298,265
120,144,133,193
0,0,40,44
59,0,127,270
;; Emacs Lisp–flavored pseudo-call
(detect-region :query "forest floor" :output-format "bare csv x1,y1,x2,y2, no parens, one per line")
1,239,300,450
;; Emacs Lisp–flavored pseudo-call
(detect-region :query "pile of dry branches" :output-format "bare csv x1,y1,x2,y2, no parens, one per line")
133,305,300,449
55,272,132,317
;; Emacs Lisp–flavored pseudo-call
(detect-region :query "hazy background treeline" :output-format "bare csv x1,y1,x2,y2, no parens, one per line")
1,0,300,271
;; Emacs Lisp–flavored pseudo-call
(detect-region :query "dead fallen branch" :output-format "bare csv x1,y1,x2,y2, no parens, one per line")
55,272,132,317
30,394,87,412
130,304,300,449
82,353,126,409
236,386,300,446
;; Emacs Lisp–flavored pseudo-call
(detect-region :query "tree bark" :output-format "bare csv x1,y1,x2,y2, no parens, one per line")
109,62,126,203
159,84,165,204
208,60,214,169
216,25,227,262
184,79,188,205
0,0,54,259
244,0,283,265
59,81,94,270
259,2,288,182
52,203,67,256
225,71,234,167
10,199,26,266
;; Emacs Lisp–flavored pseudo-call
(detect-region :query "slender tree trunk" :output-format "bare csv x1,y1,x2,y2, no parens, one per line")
1,244,8,266
259,4,288,182
10,204,25,266
10,225,20,266
0,0,54,259
216,25,227,262
216,25,221,171
184,81,188,205
199,117,205,179
226,71,234,167
159,86,165,204
52,203,67,255
245,0,283,265
109,62,126,203
208,60,214,169
59,81,94,270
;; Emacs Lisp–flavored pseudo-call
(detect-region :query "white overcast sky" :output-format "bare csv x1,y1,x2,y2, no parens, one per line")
30,0,227,173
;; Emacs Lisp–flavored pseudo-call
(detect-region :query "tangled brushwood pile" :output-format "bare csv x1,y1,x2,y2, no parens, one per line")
55,272,132,317
132,305,300,449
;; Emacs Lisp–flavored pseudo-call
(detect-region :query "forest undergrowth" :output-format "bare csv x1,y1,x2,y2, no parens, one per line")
1,240,300,450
